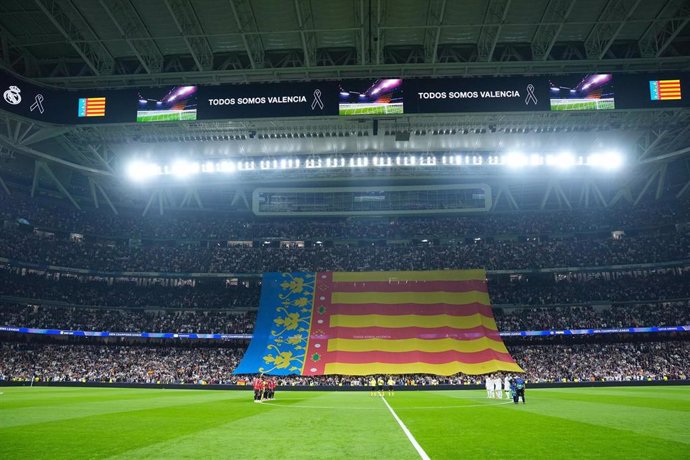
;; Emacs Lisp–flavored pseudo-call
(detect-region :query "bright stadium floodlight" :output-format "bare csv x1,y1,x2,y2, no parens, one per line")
552,152,576,169
503,152,528,168
126,161,161,181
218,160,236,173
202,161,216,173
529,154,544,166
171,160,199,178
587,151,624,170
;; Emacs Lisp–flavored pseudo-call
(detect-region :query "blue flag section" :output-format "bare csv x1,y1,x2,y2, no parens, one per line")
233,272,316,375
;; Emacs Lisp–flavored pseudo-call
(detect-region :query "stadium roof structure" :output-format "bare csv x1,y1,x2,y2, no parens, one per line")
0,0,689,214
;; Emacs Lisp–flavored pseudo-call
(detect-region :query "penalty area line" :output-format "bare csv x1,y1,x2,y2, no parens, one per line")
381,396,430,460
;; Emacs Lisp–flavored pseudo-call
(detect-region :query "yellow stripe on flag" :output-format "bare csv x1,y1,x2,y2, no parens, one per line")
328,336,509,353
330,313,498,330
332,269,486,282
324,360,524,376
331,290,490,305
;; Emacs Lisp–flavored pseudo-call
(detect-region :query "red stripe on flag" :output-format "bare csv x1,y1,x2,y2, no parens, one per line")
328,349,516,365
331,280,487,293
329,303,493,317
315,325,502,341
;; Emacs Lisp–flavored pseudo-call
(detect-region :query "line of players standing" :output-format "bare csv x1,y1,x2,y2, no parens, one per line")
485,375,525,404
252,375,277,402
369,375,396,396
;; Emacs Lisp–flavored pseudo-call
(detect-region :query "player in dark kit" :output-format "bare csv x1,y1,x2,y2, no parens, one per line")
267,377,276,400
253,375,263,402
515,377,526,404
261,377,269,401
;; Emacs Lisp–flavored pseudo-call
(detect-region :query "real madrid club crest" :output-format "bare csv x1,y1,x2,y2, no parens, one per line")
3,85,21,105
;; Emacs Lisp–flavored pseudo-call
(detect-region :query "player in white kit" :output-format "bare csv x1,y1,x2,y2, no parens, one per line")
504,375,512,399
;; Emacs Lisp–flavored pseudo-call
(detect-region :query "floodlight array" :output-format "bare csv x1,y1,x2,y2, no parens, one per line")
126,151,624,181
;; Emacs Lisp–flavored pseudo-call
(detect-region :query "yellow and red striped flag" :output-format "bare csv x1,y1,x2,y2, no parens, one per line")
649,80,682,101
234,270,523,376
77,97,106,117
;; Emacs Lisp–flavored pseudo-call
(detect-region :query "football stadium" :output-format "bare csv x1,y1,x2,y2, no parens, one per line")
0,0,689,458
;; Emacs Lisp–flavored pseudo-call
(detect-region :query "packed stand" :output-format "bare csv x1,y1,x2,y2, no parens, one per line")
490,271,690,305
1,339,687,384
2,229,689,272
0,303,256,334
0,342,243,384
510,341,690,382
2,300,688,335
3,269,690,311
0,270,260,309
494,300,690,331
2,193,689,240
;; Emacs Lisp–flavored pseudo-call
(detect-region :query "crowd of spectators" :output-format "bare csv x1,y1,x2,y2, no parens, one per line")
2,194,689,241
490,271,690,305
1,300,688,334
1,339,687,384
0,303,256,334
2,229,689,273
511,341,690,382
2,195,690,387
0,342,243,384
3,269,690,311
0,270,260,309
494,301,690,331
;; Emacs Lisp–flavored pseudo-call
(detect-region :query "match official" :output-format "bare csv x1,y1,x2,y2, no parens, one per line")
515,376,526,404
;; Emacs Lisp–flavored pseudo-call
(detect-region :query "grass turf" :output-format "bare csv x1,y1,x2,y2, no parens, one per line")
0,386,688,459
339,103,404,115
549,99,615,111
136,111,197,122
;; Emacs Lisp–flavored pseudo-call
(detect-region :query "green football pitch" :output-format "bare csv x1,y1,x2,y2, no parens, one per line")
549,99,615,111
136,110,197,122
339,103,404,115
1,386,688,459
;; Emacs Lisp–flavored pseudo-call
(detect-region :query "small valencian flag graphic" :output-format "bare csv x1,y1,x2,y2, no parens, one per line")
649,80,681,101
77,97,106,117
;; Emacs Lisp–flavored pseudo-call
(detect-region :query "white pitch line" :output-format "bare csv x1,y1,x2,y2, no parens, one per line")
381,396,430,460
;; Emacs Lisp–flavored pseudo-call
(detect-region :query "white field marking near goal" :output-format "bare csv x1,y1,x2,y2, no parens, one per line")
381,395,430,460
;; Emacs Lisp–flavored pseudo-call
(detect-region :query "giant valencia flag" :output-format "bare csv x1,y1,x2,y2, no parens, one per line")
234,270,523,376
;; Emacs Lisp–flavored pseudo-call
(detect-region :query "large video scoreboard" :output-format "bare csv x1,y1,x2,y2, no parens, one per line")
1,70,687,125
